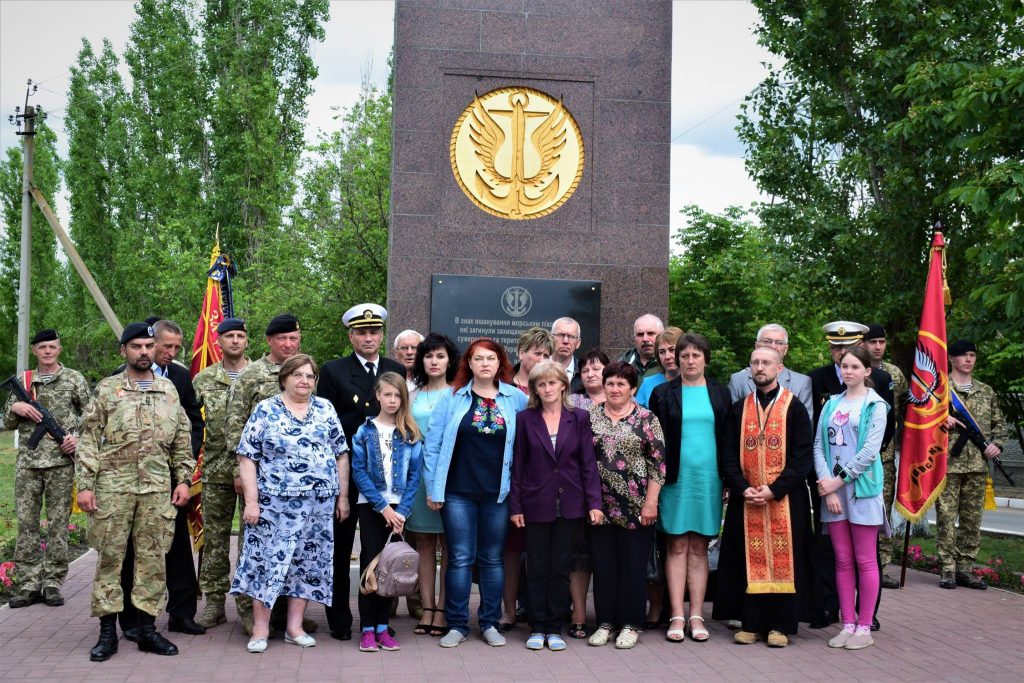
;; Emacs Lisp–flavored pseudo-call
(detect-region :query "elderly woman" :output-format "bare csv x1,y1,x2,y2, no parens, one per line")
649,333,730,643
635,326,684,408
424,338,527,648
587,361,666,650
407,333,460,637
510,361,604,651
231,354,348,654
570,349,609,409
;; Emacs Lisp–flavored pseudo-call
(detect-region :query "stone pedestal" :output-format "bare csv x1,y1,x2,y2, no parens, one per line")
387,0,671,355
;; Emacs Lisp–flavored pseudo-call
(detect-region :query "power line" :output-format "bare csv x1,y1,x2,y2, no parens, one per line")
670,95,745,143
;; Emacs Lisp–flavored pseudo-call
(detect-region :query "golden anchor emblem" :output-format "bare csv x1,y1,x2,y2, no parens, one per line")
450,86,584,219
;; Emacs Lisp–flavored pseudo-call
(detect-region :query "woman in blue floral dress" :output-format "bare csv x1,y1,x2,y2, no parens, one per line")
231,354,349,654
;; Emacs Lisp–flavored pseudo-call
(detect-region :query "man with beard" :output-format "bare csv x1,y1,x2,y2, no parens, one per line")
317,303,405,640
713,346,814,647
77,322,195,661
117,319,206,639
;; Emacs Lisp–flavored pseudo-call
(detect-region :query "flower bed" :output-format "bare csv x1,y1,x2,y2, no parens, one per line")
905,544,1024,593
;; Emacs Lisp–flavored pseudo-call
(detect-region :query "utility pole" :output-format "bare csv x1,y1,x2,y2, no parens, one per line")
10,80,37,375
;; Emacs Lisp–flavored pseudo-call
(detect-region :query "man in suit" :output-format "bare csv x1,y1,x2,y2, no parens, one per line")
119,318,206,639
551,317,586,394
728,323,814,420
317,303,405,640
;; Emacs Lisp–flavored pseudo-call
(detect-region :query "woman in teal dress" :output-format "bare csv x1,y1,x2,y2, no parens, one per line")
407,333,459,636
648,333,731,643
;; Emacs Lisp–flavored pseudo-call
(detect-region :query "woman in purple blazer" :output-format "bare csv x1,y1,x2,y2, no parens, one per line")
509,361,604,651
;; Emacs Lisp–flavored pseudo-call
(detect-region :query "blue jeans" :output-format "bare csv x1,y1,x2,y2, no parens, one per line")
440,494,509,635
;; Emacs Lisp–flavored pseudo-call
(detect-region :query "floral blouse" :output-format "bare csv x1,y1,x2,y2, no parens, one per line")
587,402,666,529
237,395,348,497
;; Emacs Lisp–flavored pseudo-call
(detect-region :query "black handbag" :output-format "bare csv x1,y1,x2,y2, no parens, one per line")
645,533,666,584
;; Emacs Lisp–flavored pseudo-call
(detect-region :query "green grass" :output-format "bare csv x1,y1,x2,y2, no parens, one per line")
908,533,1024,568
0,430,90,549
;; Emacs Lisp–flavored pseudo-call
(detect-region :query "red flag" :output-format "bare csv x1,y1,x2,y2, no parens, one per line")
185,244,229,554
896,233,950,522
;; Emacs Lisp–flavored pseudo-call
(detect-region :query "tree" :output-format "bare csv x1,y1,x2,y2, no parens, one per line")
741,0,1020,370
0,116,64,377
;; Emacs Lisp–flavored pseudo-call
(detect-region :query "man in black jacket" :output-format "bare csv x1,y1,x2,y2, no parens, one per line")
119,318,206,638
317,303,405,640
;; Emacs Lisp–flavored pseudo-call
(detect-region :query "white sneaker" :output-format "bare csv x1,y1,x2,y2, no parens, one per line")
481,626,507,647
439,629,466,648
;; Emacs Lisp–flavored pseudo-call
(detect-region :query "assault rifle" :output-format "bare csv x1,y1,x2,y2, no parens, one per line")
1,375,68,451
949,388,1015,486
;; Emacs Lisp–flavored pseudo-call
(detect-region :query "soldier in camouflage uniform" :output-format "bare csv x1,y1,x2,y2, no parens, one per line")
936,340,1006,590
76,323,196,661
193,318,250,628
3,329,91,608
222,313,303,634
863,325,909,588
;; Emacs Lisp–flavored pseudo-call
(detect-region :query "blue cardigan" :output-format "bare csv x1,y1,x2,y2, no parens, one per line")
423,380,527,504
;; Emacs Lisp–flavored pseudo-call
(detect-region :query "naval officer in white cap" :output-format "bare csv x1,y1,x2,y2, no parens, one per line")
317,303,406,641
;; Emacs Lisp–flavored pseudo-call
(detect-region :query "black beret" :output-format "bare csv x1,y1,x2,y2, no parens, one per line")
30,329,59,345
144,316,162,326
265,314,300,336
217,317,247,334
120,322,155,345
862,324,886,341
948,339,977,357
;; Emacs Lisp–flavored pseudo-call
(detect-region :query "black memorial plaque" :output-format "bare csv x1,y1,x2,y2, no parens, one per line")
430,274,601,363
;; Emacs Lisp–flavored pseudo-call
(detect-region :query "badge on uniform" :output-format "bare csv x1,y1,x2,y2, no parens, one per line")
353,395,359,404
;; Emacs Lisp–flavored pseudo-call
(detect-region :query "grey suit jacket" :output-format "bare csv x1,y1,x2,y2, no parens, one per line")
728,366,814,421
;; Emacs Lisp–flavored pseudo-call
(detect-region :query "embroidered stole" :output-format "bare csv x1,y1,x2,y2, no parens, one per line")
741,388,796,594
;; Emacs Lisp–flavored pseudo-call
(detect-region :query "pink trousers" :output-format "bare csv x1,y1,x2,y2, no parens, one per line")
827,520,879,628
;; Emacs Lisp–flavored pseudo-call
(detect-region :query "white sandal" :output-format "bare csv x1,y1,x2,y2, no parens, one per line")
666,616,686,642
688,615,709,642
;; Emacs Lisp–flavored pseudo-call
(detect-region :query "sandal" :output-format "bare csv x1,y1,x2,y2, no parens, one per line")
666,616,686,642
414,607,435,635
428,609,447,637
568,623,588,639
687,615,709,642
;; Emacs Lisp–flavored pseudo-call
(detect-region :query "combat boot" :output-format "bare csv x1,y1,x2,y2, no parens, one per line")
237,595,255,635
89,614,119,662
136,613,179,656
197,595,227,628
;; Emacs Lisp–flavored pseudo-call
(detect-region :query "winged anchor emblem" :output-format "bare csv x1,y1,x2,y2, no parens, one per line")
451,87,585,220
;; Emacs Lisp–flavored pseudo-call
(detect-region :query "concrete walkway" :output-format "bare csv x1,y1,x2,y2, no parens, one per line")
2,547,1022,683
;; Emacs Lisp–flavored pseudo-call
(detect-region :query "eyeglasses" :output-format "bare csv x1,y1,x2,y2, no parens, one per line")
396,345,418,352
750,360,777,368
553,333,579,341
756,338,788,347
290,373,317,381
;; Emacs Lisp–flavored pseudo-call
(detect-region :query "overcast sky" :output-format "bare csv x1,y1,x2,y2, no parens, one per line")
0,0,778,236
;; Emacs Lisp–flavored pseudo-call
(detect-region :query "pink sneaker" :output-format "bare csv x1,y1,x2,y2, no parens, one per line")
359,630,379,652
377,629,401,651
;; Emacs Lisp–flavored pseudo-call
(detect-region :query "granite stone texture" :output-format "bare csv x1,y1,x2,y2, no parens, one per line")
387,0,671,356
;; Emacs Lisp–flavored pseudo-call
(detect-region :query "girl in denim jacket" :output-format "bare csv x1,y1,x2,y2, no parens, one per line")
351,371,423,652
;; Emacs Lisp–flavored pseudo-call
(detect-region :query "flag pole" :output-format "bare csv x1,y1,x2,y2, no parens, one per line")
900,523,911,587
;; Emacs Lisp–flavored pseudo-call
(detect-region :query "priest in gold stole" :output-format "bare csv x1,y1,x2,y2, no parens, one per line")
713,346,815,647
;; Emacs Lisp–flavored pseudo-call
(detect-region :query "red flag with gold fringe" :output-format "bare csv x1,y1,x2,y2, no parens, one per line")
184,243,231,554
895,232,951,522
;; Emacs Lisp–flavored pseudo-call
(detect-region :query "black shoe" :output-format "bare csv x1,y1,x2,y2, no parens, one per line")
955,572,987,590
90,615,119,662
809,609,838,629
137,625,179,656
939,570,957,589
881,574,900,590
330,628,352,641
9,591,42,608
122,627,139,642
871,617,880,632
167,616,207,634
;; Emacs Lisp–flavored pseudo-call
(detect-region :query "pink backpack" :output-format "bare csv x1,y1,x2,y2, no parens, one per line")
359,533,419,597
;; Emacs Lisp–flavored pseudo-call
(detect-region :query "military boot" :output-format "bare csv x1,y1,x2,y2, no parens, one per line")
89,614,119,662
237,595,255,636
197,595,227,628
136,613,179,656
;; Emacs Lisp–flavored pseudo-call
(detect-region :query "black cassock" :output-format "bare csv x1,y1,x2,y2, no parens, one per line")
712,387,817,635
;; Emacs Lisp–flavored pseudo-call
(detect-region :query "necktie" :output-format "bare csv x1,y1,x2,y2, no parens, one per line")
365,361,376,377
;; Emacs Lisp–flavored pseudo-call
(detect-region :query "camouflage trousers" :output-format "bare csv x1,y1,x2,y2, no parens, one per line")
198,482,245,602
935,471,987,574
87,490,176,617
14,464,75,592
879,451,899,567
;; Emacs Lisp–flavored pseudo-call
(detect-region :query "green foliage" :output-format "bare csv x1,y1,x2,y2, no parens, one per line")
669,205,827,379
